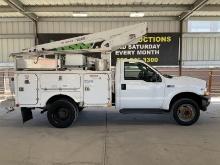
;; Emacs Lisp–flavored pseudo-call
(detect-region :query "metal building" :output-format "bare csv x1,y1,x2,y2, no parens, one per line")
1,1,220,165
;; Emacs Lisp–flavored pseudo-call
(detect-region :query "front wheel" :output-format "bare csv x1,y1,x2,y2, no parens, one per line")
171,98,200,126
47,99,79,128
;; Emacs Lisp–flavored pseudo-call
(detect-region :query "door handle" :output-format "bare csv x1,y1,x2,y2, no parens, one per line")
167,85,175,88
19,87,24,91
121,84,126,90
85,87,90,91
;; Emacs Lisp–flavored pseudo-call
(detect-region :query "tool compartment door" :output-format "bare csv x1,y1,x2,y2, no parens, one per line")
84,74,110,105
40,74,81,90
17,74,38,105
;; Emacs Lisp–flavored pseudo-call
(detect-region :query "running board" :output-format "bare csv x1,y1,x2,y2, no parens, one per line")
119,108,167,114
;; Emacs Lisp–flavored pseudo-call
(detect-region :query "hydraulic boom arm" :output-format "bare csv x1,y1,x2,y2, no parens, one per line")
20,23,147,54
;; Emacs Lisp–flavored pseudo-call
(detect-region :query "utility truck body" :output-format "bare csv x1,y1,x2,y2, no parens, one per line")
1,23,210,128
15,70,112,107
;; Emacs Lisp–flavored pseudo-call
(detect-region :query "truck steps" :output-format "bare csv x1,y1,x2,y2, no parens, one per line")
119,108,167,114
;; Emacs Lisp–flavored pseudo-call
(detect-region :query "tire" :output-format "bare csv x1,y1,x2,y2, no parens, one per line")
171,98,200,126
47,99,79,128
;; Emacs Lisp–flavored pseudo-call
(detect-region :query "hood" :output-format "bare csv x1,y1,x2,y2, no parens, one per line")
168,76,207,88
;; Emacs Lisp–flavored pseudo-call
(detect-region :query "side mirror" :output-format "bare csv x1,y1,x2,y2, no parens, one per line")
151,74,162,82
155,74,162,82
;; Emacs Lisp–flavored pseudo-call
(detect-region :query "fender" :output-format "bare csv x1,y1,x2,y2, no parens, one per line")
43,92,81,107
162,89,203,110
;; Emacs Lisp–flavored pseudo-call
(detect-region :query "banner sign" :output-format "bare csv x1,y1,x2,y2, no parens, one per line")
38,33,180,66
112,33,180,65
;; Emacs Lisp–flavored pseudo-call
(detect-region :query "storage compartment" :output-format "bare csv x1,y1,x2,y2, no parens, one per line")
65,54,86,67
40,74,81,90
95,59,108,71
84,74,111,105
16,57,60,70
16,74,38,105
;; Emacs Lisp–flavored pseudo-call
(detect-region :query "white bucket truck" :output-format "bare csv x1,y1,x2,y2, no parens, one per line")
2,23,210,128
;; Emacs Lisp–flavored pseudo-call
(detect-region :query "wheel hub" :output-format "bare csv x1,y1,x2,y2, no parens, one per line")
177,104,195,122
57,108,69,120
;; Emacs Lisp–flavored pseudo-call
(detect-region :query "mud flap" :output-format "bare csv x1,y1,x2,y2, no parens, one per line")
21,108,33,123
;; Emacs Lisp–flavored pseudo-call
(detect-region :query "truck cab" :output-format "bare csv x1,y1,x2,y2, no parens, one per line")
115,59,165,110
115,59,210,125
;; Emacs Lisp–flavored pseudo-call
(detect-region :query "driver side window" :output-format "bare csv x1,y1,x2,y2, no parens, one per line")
124,62,161,82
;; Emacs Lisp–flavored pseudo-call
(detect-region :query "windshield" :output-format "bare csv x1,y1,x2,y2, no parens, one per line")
152,66,163,75
152,66,173,78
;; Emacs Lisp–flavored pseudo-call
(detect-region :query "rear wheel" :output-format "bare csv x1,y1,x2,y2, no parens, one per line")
47,99,79,128
171,98,200,126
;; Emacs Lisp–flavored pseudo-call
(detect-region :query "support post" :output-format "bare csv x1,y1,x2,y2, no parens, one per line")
179,20,183,76
208,70,213,94
34,21,38,45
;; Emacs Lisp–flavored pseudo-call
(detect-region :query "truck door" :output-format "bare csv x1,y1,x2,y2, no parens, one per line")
84,74,110,106
16,74,38,105
119,61,165,109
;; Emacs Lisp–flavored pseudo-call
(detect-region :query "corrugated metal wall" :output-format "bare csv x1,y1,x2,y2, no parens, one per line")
0,19,35,64
38,20,179,33
183,33,220,61
0,20,34,34
0,18,220,66
0,19,179,34
0,38,34,62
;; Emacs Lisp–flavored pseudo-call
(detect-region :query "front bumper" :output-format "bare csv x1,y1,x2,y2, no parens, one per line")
200,95,211,111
